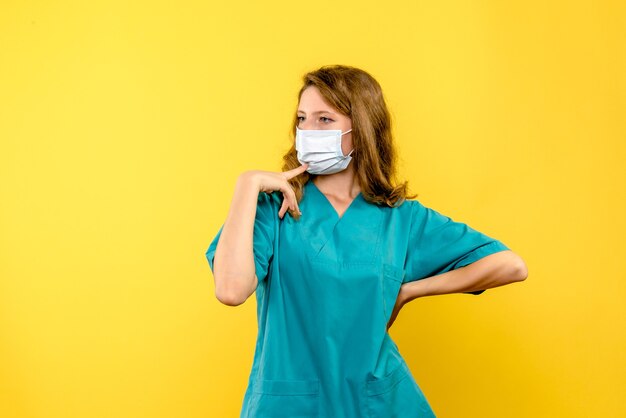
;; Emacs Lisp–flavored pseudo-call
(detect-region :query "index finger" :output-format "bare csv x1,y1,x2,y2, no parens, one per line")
282,163,309,180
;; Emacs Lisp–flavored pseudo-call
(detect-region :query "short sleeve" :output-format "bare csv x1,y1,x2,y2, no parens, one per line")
403,200,510,295
205,192,276,283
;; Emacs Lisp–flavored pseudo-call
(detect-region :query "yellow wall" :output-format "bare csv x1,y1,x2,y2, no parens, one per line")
1,1,624,417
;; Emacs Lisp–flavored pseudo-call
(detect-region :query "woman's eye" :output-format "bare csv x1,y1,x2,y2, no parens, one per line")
296,116,334,123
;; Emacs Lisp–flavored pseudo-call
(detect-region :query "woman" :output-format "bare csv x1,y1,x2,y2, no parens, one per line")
205,65,528,418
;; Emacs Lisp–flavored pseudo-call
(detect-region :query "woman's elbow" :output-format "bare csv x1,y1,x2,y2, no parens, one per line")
214,274,256,306
216,289,245,306
511,256,529,282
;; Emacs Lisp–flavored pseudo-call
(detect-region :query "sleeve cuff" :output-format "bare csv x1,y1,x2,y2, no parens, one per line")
456,240,510,269
205,250,216,273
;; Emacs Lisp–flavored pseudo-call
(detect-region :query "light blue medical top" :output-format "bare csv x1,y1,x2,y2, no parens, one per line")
205,179,509,418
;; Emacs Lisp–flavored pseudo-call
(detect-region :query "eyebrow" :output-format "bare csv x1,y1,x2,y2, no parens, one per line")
297,110,337,115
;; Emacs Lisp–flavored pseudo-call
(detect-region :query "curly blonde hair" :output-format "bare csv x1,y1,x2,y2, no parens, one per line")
282,65,418,221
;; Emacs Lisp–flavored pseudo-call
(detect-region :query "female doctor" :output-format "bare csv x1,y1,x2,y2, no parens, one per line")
206,64,528,418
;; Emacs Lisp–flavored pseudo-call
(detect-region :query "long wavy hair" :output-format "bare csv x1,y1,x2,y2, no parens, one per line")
281,65,418,221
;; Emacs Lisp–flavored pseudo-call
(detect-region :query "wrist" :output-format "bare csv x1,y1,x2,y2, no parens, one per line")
401,279,428,303
238,171,261,193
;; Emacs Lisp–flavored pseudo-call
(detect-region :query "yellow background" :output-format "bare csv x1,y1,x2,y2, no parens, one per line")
1,1,624,417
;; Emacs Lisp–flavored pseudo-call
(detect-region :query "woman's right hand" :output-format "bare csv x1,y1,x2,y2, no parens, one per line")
242,163,309,219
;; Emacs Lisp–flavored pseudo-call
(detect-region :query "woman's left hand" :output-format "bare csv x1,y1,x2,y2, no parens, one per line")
386,284,408,331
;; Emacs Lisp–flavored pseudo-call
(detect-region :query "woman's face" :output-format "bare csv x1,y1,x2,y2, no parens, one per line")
297,86,353,157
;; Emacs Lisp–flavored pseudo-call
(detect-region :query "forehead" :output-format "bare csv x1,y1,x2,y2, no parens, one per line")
297,86,337,114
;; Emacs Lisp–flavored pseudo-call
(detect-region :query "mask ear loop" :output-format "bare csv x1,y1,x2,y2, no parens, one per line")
340,129,354,157
339,128,353,157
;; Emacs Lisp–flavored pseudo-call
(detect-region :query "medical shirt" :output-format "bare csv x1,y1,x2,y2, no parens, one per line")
205,179,510,418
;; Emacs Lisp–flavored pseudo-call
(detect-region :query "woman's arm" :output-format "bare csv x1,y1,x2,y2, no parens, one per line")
212,173,263,306
386,251,527,330
400,250,527,303
211,165,308,306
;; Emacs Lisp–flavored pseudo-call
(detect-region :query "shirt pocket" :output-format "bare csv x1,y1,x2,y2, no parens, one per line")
365,362,436,418
382,263,405,321
249,378,320,418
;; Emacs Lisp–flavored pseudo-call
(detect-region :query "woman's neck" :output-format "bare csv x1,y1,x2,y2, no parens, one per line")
311,169,361,199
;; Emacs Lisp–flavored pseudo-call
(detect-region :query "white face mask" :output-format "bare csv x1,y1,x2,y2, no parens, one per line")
295,127,354,175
